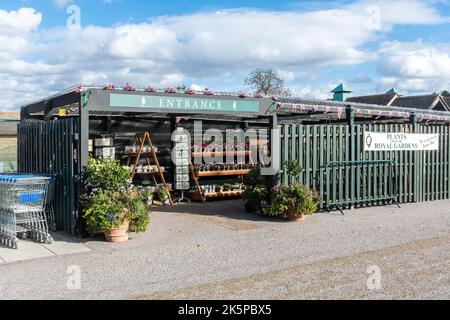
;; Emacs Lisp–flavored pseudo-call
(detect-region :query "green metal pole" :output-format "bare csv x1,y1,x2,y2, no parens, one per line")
346,106,355,206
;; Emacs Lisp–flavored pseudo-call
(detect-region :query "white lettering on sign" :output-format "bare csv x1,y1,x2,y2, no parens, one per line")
364,132,439,151
159,98,224,110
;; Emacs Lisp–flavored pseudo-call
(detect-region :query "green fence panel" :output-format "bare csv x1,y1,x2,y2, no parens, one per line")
18,119,78,235
279,123,450,211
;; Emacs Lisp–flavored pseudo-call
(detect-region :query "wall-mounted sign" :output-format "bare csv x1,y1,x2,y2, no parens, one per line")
110,94,260,113
364,132,439,151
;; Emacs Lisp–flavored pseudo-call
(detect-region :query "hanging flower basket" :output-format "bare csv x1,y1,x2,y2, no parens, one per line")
239,91,248,98
104,83,115,90
75,86,87,93
186,87,195,95
203,88,214,95
146,85,156,92
254,92,264,98
166,86,176,94
123,83,135,91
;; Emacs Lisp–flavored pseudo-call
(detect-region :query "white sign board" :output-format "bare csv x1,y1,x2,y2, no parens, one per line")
364,132,439,151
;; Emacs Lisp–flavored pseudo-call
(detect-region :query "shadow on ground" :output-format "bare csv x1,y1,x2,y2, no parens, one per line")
153,199,289,224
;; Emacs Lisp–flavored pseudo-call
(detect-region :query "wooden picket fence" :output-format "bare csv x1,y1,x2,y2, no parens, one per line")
279,124,450,210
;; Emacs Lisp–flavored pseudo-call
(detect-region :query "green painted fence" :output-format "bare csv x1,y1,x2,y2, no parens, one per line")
279,124,450,209
18,119,80,234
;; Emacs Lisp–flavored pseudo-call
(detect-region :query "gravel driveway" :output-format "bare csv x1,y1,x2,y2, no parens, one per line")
0,200,449,300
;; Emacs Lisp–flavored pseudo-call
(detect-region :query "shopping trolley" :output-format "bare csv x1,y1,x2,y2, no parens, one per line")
0,174,54,249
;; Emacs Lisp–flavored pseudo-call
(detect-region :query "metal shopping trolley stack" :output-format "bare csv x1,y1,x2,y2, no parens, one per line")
0,174,54,249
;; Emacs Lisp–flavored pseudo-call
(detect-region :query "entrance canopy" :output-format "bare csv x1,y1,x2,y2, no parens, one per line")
20,85,275,122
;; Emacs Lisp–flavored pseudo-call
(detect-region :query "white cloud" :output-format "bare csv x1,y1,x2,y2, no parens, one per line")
0,1,449,111
277,70,296,82
53,0,73,8
294,85,330,100
377,40,450,93
0,8,41,60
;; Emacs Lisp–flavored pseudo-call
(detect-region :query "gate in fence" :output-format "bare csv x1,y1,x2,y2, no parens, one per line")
279,123,450,210
18,119,80,235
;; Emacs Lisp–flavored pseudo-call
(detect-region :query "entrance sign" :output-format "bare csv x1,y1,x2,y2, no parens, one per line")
110,94,260,113
364,132,439,151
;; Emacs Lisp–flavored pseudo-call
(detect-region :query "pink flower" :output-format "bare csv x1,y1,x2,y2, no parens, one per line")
254,92,264,98
124,83,135,91
204,88,214,95
186,87,195,94
239,91,248,98
166,86,176,93
146,85,156,92
104,82,115,90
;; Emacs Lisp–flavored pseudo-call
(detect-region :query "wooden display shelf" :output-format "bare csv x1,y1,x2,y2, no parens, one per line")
126,132,173,205
192,151,249,158
195,169,251,177
126,150,159,156
188,190,244,201
133,170,166,175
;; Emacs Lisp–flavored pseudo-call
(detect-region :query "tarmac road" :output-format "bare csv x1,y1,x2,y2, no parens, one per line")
0,200,449,300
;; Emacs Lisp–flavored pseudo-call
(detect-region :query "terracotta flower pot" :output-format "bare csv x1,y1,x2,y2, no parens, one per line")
287,207,305,222
104,221,129,243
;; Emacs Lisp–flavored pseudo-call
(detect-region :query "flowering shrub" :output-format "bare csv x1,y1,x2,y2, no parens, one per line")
83,158,130,192
267,184,319,217
82,158,152,234
83,188,152,233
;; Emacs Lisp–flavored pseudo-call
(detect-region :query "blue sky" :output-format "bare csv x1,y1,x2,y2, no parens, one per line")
1,0,450,111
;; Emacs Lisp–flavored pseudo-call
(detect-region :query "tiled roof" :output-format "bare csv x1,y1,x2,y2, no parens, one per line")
443,96,450,108
391,94,442,110
346,94,398,106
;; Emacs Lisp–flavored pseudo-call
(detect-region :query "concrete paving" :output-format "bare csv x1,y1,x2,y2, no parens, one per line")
0,200,448,299
0,233,90,264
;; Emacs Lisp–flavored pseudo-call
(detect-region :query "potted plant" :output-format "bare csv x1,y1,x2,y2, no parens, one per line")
82,158,152,242
127,188,152,233
268,184,319,221
267,161,319,221
243,184,269,214
83,190,130,243
156,187,170,205
83,158,131,192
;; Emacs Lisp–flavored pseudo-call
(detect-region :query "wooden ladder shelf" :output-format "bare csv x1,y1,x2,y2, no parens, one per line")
126,132,173,205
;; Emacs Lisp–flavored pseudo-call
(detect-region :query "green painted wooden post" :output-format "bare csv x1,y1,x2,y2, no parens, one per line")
299,125,304,184
319,125,324,209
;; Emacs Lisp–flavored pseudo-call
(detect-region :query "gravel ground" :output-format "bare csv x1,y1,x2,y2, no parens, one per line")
0,200,449,300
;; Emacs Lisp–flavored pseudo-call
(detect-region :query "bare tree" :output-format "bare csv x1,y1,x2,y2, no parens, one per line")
245,68,293,96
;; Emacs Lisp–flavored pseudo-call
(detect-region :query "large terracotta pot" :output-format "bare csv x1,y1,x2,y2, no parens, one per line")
104,221,129,243
287,206,305,222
